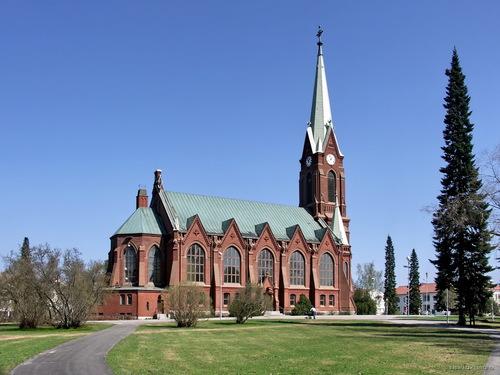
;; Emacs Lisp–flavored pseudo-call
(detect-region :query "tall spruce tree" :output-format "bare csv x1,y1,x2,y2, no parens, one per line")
383,235,398,314
408,249,421,314
21,237,30,259
432,49,493,326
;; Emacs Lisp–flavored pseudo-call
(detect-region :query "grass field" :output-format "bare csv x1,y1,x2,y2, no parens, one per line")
107,320,494,375
398,315,500,328
0,323,111,374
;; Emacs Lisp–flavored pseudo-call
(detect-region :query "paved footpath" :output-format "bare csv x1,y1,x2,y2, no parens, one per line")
10,315,499,375
11,321,141,375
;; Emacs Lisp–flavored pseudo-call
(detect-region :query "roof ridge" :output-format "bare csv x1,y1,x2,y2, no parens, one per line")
166,190,305,210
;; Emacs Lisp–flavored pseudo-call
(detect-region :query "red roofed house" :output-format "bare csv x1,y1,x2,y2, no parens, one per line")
396,283,438,315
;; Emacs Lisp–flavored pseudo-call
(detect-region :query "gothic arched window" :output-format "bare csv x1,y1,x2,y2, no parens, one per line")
306,173,313,204
224,247,241,284
124,245,137,285
258,249,274,284
187,244,205,282
289,251,305,286
320,253,334,286
328,171,336,202
148,245,162,287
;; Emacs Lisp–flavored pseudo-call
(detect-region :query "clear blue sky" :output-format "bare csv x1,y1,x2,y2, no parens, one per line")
0,1,499,286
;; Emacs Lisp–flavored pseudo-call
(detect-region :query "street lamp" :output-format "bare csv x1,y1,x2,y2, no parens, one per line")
218,251,223,320
403,256,410,316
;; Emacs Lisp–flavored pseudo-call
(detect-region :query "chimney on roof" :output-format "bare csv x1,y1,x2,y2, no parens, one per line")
136,188,148,209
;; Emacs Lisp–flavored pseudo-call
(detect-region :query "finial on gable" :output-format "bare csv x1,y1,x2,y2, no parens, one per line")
154,169,163,191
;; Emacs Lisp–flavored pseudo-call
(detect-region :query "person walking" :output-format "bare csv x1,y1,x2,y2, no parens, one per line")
310,306,317,319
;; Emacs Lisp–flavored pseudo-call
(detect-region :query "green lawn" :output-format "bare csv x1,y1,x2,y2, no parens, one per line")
398,315,500,328
107,320,494,375
0,323,111,374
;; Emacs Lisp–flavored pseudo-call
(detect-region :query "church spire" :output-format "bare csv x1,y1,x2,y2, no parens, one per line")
307,26,333,154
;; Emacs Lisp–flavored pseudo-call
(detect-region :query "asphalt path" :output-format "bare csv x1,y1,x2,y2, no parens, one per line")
11,322,139,375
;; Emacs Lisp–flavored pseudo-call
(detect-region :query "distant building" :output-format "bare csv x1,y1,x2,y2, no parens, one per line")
396,283,437,315
493,285,500,305
369,290,385,315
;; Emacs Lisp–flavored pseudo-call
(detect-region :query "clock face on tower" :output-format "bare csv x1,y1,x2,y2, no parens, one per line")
326,154,336,166
305,156,312,167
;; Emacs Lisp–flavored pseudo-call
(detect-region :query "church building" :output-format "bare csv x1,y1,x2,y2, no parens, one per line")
99,30,356,319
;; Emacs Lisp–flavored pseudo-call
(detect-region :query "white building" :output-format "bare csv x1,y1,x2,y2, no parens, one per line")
493,285,500,305
369,290,385,315
396,283,438,315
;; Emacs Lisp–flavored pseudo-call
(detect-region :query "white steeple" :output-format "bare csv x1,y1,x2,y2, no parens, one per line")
306,27,341,155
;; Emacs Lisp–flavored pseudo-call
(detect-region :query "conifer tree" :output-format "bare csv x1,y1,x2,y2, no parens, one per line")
408,249,421,314
383,235,398,314
21,237,30,259
432,49,493,326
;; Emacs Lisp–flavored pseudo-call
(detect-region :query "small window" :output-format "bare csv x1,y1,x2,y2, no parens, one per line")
290,294,297,306
329,295,335,306
119,294,125,305
127,294,132,305
223,293,230,306
320,294,326,306
328,171,336,202
146,302,150,311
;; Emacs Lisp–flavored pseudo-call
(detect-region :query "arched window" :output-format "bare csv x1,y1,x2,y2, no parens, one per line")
124,245,137,285
306,173,313,204
328,171,336,202
187,244,205,282
258,249,274,283
290,294,297,306
320,253,334,287
148,245,162,287
289,251,305,286
224,247,241,284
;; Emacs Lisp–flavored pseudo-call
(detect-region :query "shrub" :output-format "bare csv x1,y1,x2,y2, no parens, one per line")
291,294,312,315
167,283,209,327
228,284,271,324
354,289,377,315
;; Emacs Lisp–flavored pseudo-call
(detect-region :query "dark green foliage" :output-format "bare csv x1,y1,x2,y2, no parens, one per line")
20,237,30,259
353,289,376,315
432,49,494,326
409,249,421,314
482,297,500,316
383,236,398,314
228,284,271,324
434,288,457,313
291,294,312,315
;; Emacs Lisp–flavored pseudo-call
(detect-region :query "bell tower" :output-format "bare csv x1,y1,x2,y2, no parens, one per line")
299,27,350,242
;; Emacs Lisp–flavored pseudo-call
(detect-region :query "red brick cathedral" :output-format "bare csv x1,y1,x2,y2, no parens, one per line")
100,30,355,319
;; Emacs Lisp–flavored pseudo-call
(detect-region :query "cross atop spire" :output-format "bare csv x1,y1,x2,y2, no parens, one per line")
316,26,323,54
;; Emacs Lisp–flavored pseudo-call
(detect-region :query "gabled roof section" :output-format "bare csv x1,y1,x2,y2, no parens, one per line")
113,207,165,236
165,191,324,242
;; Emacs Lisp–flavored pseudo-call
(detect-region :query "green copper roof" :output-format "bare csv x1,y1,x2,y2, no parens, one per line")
113,207,164,236
163,191,327,242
